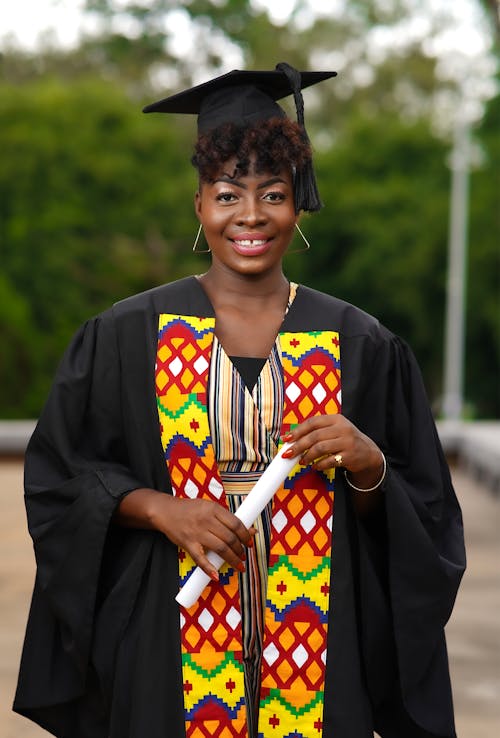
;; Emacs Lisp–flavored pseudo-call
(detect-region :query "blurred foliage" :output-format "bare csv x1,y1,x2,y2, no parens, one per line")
480,0,500,36
0,74,202,415
0,0,498,418
466,89,500,415
287,114,451,402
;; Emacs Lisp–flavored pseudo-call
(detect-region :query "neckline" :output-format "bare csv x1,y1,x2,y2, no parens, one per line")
192,276,299,377
194,276,299,360
193,274,299,327
228,355,268,391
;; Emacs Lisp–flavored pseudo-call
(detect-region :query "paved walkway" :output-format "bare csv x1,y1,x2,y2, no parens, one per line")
1,461,499,738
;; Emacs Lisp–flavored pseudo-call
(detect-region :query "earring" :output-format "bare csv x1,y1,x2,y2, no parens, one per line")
192,224,211,253
287,223,311,254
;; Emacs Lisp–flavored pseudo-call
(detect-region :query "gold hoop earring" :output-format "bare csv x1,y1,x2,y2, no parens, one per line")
287,223,311,254
193,224,211,253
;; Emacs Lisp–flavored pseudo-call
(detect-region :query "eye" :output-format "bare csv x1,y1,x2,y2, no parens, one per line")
216,191,238,203
263,190,286,202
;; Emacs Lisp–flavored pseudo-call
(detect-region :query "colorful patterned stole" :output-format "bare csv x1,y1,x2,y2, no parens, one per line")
155,315,341,738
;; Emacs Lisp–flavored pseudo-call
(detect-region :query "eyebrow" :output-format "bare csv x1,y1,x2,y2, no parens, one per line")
214,175,287,190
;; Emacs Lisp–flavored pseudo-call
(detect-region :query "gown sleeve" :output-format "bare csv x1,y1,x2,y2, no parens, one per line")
350,329,466,737
15,312,145,710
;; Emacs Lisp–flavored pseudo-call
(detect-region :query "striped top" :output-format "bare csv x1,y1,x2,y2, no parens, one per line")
207,282,298,496
206,282,298,738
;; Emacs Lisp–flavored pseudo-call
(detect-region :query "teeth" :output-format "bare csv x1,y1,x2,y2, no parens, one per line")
236,239,267,247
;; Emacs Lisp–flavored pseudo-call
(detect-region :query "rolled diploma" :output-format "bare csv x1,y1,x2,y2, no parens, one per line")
175,443,299,608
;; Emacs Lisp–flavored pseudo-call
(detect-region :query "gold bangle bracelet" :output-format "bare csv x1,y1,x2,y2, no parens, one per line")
344,453,387,492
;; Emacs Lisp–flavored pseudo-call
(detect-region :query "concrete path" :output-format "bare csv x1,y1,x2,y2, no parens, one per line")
1,461,498,738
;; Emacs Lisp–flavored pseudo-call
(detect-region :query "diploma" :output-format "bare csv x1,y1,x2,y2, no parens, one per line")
175,443,299,608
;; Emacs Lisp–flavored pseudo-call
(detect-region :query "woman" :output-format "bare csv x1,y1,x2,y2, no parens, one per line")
14,63,465,738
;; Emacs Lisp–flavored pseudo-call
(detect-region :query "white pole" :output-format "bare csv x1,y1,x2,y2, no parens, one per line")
442,120,470,421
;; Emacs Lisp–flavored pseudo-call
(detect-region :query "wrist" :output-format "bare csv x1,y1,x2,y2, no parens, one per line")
143,489,174,532
345,453,387,493
116,487,170,531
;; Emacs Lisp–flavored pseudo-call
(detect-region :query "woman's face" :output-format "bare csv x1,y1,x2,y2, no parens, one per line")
194,156,297,278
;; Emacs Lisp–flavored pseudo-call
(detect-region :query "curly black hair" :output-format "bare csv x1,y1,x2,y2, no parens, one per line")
191,117,312,183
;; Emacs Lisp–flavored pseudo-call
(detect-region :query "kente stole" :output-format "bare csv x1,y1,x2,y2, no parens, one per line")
155,314,341,738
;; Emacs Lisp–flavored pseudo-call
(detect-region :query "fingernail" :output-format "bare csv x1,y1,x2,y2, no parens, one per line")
282,433,293,442
282,448,295,459
210,571,219,582
238,562,246,572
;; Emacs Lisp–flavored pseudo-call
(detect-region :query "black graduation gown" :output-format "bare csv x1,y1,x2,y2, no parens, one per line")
13,277,465,738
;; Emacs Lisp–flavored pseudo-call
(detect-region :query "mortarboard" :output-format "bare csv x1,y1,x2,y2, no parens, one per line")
143,63,337,212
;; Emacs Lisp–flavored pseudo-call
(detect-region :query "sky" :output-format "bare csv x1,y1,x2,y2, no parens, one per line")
0,0,494,56
0,1,196,52
0,0,93,50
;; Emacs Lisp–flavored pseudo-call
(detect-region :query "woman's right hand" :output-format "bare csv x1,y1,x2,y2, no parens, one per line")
115,488,255,579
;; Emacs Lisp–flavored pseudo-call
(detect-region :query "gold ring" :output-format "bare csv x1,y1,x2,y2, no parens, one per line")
334,454,343,466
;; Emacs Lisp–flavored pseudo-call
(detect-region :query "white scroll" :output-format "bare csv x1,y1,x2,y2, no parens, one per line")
175,443,299,608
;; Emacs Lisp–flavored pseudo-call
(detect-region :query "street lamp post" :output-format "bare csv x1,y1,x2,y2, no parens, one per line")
442,120,470,421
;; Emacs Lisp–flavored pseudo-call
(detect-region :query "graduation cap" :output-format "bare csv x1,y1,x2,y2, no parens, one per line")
143,62,337,212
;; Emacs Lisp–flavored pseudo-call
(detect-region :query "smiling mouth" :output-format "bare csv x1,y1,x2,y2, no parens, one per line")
232,238,270,249
232,238,269,247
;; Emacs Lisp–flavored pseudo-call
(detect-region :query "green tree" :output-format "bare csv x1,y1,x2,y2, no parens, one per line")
466,88,500,416
287,112,450,404
0,74,202,416
1,0,498,417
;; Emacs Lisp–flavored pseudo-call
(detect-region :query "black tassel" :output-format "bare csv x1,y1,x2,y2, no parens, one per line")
276,62,323,213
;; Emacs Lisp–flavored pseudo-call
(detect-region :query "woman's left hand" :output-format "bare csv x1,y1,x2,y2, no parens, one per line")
282,414,384,490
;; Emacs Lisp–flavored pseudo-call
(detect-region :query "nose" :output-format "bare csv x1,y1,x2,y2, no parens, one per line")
236,196,267,226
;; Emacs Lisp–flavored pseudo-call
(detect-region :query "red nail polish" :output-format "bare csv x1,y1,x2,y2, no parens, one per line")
282,433,293,442
210,571,219,582
282,448,294,459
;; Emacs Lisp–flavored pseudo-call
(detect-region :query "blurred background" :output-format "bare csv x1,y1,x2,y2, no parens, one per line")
0,0,499,420
0,1,499,737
